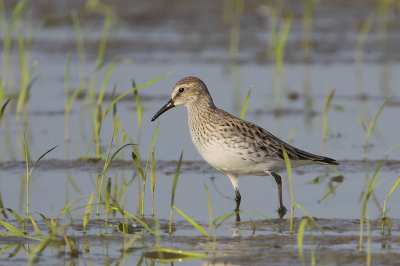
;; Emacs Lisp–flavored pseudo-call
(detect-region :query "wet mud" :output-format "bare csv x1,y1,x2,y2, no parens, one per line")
1,158,399,174
0,218,399,265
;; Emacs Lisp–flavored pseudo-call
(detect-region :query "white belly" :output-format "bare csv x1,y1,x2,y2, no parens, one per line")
193,139,272,176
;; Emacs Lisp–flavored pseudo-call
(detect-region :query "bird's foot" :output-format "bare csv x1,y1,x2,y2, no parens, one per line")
277,205,287,219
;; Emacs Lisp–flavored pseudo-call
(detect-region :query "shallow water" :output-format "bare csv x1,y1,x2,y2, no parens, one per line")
1,0,400,265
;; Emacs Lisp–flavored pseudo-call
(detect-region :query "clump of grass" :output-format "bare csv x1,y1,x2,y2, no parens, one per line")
381,176,400,235
131,124,159,216
96,115,134,217
82,73,168,159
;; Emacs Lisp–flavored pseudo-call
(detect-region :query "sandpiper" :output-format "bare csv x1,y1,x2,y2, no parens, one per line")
151,77,338,220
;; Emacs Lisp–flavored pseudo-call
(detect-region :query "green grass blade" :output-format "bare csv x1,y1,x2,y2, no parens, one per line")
103,143,135,174
169,151,183,234
240,87,252,119
112,207,155,234
38,213,51,232
0,98,10,127
132,79,143,130
97,60,116,106
359,115,367,132
328,165,342,176
83,193,95,233
6,208,25,231
295,203,324,234
58,195,87,217
66,84,83,113
364,99,390,159
383,142,400,157
360,161,382,251
103,73,170,118
71,10,86,83
275,16,292,74
297,219,308,266
203,183,213,228
151,151,156,216
213,212,236,226
24,133,30,215
0,220,25,236
144,124,160,177
132,151,145,180
382,176,400,218
95,14,111,69
143,247,209,262
289,126,298,144
322,88,335,141
29,216,41,235
64,53,71,106
28,146,58,177
173,206,209,236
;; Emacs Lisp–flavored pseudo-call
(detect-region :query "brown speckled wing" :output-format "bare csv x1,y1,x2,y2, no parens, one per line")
216,109,338,165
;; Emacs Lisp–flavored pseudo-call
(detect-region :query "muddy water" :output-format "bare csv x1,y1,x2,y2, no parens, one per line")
1,0,400,265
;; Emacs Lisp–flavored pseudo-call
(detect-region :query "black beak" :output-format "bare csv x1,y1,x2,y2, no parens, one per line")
151,99,175,121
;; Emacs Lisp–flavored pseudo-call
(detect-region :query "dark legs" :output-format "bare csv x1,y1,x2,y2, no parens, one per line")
228,172,287,221
234,188,241,222
271,172,287,218
234,188,241,211
227,174,241,222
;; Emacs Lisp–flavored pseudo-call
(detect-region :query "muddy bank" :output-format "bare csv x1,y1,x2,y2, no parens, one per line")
0,158,399,174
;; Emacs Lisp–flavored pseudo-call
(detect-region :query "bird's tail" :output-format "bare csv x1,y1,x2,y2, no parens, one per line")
313,156,339,165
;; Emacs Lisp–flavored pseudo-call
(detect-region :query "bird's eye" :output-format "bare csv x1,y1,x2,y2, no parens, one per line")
178,87,185,93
